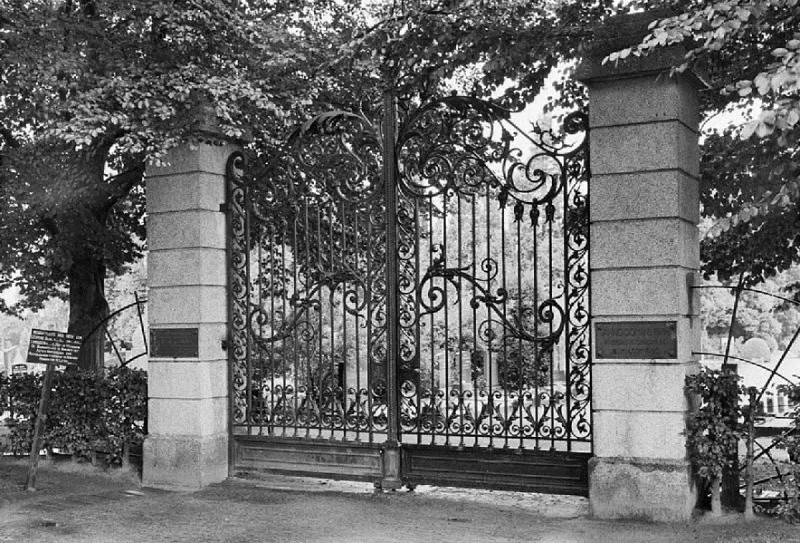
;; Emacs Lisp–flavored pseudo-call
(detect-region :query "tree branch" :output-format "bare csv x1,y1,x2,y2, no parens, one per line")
97,164,146,215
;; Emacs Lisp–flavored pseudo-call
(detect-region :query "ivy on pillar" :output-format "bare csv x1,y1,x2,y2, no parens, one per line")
577,10,706,522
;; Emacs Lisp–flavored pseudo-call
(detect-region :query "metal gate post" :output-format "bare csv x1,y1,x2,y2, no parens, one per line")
381,88,403,490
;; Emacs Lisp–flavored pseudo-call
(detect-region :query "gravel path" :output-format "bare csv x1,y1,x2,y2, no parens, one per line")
1,457,799,542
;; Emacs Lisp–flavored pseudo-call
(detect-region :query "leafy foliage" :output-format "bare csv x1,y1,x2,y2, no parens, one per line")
327,0,800,296
685,368,742,482
0,0,360,369
612,1,800,287
700,131,800,286
496,341,550,391
616,1,799,144
0,367,147,465
330,0,615,111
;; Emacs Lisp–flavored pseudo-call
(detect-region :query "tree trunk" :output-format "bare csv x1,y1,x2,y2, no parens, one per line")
122,441,131,471
68,256,109,373
710,476,722,516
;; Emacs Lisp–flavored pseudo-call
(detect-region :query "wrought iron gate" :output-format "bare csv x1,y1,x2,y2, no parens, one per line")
227,92,591,495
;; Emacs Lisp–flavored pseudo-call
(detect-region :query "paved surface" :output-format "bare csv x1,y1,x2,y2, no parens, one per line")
1,457,799,542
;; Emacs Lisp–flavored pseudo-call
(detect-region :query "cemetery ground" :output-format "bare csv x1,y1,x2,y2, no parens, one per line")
0,457,799,543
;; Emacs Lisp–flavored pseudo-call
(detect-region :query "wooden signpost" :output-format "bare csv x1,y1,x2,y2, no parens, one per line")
25,329,82,491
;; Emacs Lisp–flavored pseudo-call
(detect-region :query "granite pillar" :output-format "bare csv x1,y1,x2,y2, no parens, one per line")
577,11,705,521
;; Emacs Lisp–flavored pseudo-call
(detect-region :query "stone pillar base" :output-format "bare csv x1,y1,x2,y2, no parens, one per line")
589,457,696,522
142,433,228,490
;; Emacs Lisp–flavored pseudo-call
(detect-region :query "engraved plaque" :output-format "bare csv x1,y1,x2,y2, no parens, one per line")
150,328,199,358
595,321,677,359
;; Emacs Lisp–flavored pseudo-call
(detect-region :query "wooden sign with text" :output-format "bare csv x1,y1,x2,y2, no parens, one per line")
27,329,82,366
25,328,83,491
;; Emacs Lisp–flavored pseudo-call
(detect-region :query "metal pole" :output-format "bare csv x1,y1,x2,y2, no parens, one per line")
381,87,403,490
723,272,745,365
26,362,55,491
134,292,148,354
745,387,756,520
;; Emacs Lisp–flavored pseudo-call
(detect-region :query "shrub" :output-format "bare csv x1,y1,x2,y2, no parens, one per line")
2,367,147,465
686,368,742,514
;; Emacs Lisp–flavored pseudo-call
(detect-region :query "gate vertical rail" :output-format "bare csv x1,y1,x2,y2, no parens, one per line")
381,89,402,488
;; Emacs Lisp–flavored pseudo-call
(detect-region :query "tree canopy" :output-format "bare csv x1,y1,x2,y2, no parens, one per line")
336,0,799,291
0,0,362,369
2,0,799,371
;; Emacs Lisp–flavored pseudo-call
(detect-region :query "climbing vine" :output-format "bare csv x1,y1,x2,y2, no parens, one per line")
686,368,742,514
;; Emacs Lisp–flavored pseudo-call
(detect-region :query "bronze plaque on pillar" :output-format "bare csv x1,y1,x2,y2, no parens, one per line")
150,328,199,358
595,321,677,359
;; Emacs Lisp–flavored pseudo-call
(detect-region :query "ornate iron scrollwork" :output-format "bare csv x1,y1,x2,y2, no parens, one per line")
227,92,591,450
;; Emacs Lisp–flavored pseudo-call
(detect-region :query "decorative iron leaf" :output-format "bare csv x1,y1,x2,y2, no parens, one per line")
530,206,540,226
513,201,524,222
498,187,509,209
545,202,556,222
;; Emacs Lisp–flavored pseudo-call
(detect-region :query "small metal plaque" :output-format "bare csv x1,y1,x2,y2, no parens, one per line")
595,321,677,359
27,329,82,366
150,328,199,358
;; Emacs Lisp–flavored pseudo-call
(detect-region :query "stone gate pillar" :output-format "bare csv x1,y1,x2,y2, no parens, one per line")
142,128,239,489
577,11,704,521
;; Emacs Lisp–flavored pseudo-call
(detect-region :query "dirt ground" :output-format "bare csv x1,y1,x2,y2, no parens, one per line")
1,456,800,543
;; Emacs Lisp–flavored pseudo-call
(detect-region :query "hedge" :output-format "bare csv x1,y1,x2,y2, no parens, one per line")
0,366,147,465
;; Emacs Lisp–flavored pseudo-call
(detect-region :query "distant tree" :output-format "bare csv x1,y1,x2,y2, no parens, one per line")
700,267,800,355
103,257,148,359
0,298,70,361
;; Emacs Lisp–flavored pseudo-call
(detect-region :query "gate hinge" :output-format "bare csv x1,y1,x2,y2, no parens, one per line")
219,203,228,213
